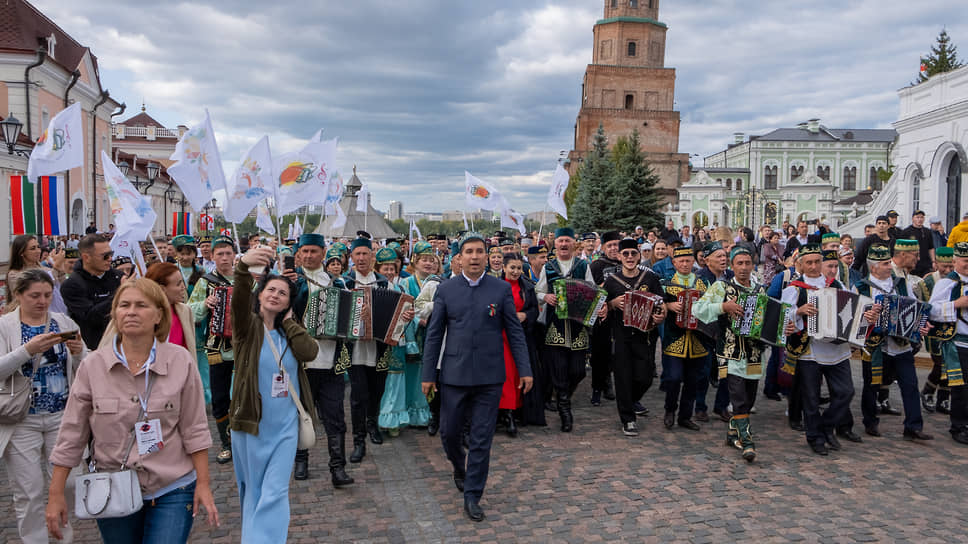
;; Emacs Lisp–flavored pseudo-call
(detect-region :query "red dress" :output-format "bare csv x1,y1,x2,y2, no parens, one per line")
499,279,524,410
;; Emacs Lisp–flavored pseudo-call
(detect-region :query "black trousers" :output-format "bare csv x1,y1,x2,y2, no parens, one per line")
727,374,758,416
209,359,234,421
306,368,347,436
440,383,502,502
428,368,441,418
862,351,922,432
545,347,587,396
590,324,612,392
349,365,388,434
788,364,804,425
948,347,968,433
798,359,854,446
612,333,655,424
923,352,951,400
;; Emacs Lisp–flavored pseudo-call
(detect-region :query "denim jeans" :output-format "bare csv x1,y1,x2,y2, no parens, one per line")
96,480,195,544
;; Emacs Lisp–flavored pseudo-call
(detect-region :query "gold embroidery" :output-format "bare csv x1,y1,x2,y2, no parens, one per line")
335,344,351,374
545,323,565,346
376,349,391,372
572,328,589,350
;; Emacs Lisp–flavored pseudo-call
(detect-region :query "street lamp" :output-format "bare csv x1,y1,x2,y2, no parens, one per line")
164,183,176,233
141,161,159,194
118,160,130,177
1,113,23,154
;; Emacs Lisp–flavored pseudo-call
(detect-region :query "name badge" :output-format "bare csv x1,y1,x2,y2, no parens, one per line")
135,419,164,455
271,372,289,398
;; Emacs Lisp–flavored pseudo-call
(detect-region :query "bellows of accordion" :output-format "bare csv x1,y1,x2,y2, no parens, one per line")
872,293,931,344
209,286,233,339
730,291,793,348
553,278,608,327
804,287,881,347
305,286,413,345
622,291,664,332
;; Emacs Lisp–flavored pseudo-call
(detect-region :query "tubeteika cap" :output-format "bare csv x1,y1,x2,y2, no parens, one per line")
952,243,968,259
893,239,919,252
554,227,576,239
798,243,822,257
822,249,839,262
350,237,372,251
867,244,891,262
936,246,954,262
618,238,638,252
673,246,693,259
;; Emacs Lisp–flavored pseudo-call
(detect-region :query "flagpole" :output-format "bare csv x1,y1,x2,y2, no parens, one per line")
147,233,162,260
537,205,550,240
231,222,242,252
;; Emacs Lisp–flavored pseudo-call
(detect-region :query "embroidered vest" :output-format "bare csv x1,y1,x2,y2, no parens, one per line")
543,258,591,351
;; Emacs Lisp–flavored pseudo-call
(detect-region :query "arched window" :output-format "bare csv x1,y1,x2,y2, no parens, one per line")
764,165,778,190
630,0,639,7
870,166,883,191
627,41,636,57
726,178,732,190
843,166,857,191
790,165,804,180
736,179,743,191
912,173,921,212
624,94,634,109
817,165,830,180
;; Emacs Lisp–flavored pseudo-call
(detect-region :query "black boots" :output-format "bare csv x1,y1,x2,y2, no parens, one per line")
427,413,440,436
366,417,384,445
500,409,518,437
328,434,354,487
294,449,309,480
557,393,573,432
349,430,366,463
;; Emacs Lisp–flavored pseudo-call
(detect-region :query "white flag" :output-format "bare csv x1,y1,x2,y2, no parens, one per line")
256,201,275,235
168,110,227,211
274,135,339,216
294,216,303,237
101,150,156,242
462,209,469,231
356,182,370,212
500,205,527,236
110,231,147,278
27,102,84,182
331,200,347,229
224,135,272,224
547,164,570,220
464,171,502,211
287,223,294,239
409,218,422,243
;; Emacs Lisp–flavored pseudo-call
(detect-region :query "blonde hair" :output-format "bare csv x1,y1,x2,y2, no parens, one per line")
111,278,172,342
714,226,733,242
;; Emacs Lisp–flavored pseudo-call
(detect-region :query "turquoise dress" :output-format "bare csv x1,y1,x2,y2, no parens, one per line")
231,329,299,543
378,276,431,430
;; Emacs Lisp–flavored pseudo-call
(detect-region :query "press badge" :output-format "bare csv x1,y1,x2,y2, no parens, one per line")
135,419,164,455
272,372,289,398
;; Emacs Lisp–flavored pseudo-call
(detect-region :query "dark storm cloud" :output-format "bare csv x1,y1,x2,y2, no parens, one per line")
34,0,967,212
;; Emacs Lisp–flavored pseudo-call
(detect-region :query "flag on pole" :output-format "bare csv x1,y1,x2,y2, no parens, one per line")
409,218,422,243
171,213,192,236
287,223,294,239
167,109,227,211
462,209,469,231
256,201,275,234
224,135,272,223
26,102,84,183
102,150,157,242
331,200,347,229
274,133,339,216
355,182,370,212
547,164,570,219
464,171,502,211
294,216,303,237
325,171,344,215
10,175,67,235
500,204,527,236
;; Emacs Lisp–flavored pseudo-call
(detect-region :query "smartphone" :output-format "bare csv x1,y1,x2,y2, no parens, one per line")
284,255,295,271
58,331,78,340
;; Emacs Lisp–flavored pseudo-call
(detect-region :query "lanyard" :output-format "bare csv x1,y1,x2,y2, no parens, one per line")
118,341,155,416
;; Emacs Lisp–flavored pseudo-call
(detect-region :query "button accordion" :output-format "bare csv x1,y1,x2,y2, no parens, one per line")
872,294,932,344
305,286,365,341
553,278,607,327
622,291,664,332
673,288,718,338
731,291,794,347
805,287,869,346
209,286,233,339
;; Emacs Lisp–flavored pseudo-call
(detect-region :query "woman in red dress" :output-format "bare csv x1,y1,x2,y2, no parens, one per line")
499,252,538,436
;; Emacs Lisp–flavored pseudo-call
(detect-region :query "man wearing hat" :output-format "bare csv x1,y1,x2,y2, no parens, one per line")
588,231,624,406
187,235,238,463
781,243,857,455
921,246,955,414
172,235,205,295
579,232,598,261
421,231,532,521
694,245,766,461
853,243,931,441
526,245,548,283
198,235,216,272
694,241,733,423
886,209,902,240
930,216,948,249
535,227,600,432
603,238,666,436
111,255,134,278
342,236,392,463
852,216,894,276
901,210,936,276
927,242,968,445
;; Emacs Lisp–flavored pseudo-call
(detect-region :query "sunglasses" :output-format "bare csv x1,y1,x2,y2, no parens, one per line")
101,251,114,260
620,250,639,258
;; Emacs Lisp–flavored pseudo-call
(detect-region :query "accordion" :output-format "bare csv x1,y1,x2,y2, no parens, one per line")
305,287,365,341
806,288,867,346
731,291,794,347
622,291,664,332
209,286,233,339
553,278,607,327
872,294,932,344
674,288,717,338
357,287,415,346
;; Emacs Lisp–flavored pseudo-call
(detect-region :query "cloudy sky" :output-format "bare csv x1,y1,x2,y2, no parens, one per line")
35,0,966,214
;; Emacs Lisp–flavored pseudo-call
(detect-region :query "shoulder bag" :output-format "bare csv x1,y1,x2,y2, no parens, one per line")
265,325,316,449
0,317,50,424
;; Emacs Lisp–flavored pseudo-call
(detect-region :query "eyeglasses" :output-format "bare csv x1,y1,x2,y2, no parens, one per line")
620,250,639,258
101,251,114,260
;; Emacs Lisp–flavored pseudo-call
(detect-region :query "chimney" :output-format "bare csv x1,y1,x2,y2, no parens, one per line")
733,132,745,144
797,122,808,131
807,118,820,134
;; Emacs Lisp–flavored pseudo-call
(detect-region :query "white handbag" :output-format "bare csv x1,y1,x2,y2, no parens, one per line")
265,325,316,449
74,373,153,519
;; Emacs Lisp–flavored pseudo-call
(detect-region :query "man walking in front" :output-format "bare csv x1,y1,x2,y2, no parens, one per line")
422,232,533,522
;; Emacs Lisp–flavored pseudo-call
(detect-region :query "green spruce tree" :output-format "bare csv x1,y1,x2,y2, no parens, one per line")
608,130,663,232
919,29,963,82
570,124,614,232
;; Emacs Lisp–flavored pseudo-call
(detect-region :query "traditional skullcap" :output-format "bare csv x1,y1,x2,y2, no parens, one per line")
375,247,398,264
729,246,751,261
893,239,919,252
488,245,502,255
798,243,822,258
673,246,693,259
953,242,968,259
618,238,638,252
297,233,326,250
527,245,547,255
64,247,80,259
325,248,343,263
936,246,954,262
554,227,576,239
332,242,348,255
211,235,236,251
867,244,891,262
412,241,434,256
499,237,514,247
458,231,486,253
838,247,853,257
171,234,196,249
701,241,724,258
350,237,372,251
111,256,132,267
822,249,839,262
602,231,622,244
821,232,840,244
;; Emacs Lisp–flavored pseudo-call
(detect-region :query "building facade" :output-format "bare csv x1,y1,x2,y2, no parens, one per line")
566,0,690,205
387,200,404,221
669,120,895,230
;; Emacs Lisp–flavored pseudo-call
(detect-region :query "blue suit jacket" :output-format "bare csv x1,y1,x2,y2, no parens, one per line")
422,273,532,386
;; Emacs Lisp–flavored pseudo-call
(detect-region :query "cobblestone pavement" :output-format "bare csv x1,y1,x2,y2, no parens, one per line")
3,360,968,543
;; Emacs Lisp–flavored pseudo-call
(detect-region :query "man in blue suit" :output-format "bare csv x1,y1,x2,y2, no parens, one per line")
422,232,533,522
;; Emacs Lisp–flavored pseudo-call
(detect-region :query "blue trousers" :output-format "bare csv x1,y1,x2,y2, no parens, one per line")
660,354,701,420
862,350,922,432
96,481,195,544
439,383,502,502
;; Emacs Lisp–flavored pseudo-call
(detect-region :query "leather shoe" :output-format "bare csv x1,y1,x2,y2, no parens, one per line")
764,392,782,401
714,409,732,423
880,400,902,416
865,426,882,437
590,390,602,406
810,441,828,456
427,415,439,437
453,469,465,492
464,497,485,522
694,411,709,422
824,432,842,451
663,411,675,430
789,421,804,432
678,419,700,431
951,430,968,445
903,429,934,441
837,429,863,443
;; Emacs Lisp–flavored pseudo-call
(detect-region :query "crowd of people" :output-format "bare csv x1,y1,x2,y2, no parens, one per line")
0,206,966,539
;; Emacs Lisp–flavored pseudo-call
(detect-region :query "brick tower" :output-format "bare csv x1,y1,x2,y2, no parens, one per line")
567,0,689,204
